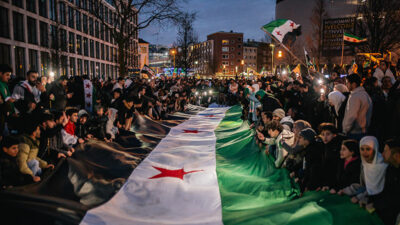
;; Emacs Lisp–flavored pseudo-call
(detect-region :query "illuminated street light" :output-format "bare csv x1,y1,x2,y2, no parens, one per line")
278,50,283,58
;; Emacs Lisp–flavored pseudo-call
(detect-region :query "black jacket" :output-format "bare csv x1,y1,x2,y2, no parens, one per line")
320,135,344,188
0,151,31,188
48,82,67,111
302,140,323,191
88,115,108,140
333,157,361,191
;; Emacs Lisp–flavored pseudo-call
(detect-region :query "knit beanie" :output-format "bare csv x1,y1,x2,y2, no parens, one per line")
299,128,317,142
273,108,285,119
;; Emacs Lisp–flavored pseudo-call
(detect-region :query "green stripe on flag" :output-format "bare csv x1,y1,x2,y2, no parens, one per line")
215,105,383,225
262,19,288,33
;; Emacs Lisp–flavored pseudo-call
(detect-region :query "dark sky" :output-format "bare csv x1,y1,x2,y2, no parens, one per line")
140,0,276,46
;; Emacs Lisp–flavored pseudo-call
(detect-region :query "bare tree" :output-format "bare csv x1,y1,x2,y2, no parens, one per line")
174,12,198,75
356,0,400,53
306,0,328,70
85,0,183,77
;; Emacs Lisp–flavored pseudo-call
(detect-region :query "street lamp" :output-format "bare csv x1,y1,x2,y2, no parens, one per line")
223,65,226,76
278,50,283,58
241,60,245,76
270,43,275,74
170,49,176,68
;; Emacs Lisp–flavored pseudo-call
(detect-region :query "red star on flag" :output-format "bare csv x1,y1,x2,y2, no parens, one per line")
86,93,92,98
204,115,215,118
85,83,91,89
183,129,199,133
276,31,282,36
149,166,203,180
290,22,295,28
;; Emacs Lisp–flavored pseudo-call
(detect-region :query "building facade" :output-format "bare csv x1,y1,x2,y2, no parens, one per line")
0,0,138,79
207,31,244,76
138,38,149,69
189,40,214,76
243,40,272,74
148,44,171,74
243,44,257,74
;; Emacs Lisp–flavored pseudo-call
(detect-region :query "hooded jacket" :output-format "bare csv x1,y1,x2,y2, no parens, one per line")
263,129,295,168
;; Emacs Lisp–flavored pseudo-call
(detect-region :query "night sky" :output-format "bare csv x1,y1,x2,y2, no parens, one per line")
140,0,276,46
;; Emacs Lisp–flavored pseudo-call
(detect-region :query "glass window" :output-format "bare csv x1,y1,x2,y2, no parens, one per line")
104,7,108,22
28,49,38,71
222,40,229,45
61,55,68,76
13,0,23,8
69,32,75,53
40,22,48,47
95,20,99,38
15,46,25,78
100,24,104,40
69,57,75,76
50,25,58,50
76,35,82,55
27,17,38,44
49,0,56,21
89,17,93,36
84,60,89,75
77,58,82,75
90,39,94,57
75,0,80,7
90,61,95,78
76,11,81,31
82,14,88,33
82,0,87,9
222,47,229,52
68,6,74,28
13,12,24,42
106,45,109,61
95,41,99,59
0,7,10,38
26,0,36,13
40,51,50,76
0,44,11,66
39,0,47,18
101,43,104,60
59,2,66,24
83,37,88,56
96,62,100,77
60,29,67,51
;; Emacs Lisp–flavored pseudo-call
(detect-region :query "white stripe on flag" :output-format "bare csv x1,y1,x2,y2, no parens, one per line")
81,107,229,225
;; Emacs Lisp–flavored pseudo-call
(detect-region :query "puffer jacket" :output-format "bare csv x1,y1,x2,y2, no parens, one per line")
17,134,48,176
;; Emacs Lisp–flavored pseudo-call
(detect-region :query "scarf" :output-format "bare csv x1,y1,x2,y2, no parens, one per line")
328,91,346,115
360,136,388,195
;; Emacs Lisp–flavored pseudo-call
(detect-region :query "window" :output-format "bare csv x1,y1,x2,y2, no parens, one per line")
69,32,75,53
50,25,58,49
222,54,228,59
238,45,241,48
95,20,99,38
60,29,67,51
39,0,47,17
222,61,228,65
104,7,108,22
0,44,11,66
28,49,38,70
77,59,82,75
106,45,109,61
230,54,235,59
222,40,229,45
238,52,241,55
61,55,68,76
84,60,89,75
68,7,74,28
15,46,25,78
13,0,23,8
100,24,104,40
96,62,100,77
89,17,93,36
95,41,99,59
27,17,38,44
82,0,87,10
0,7,10,38
230,47,235,51
40,51,50,76
90,39,94,57
69,57,75,75
59,2,66,24
230,40,235,44
26,0,36,13
76,35,82,55
75,0,80,7
231,61,234,66
101,43,104,60
83,37,88,56
13,12,24,42
90,61,94,78
222,47,229,52
105,27,109,42
83,14,88,33
76,11,81,31
49,0,56,21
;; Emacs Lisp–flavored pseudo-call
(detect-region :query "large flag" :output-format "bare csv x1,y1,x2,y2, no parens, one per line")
141,64,155,78
343,32,367,43
262,19,300,42
81,106,384,225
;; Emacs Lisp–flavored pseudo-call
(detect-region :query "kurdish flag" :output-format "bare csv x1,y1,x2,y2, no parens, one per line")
343,32,367,43
81,106,383,225
262,19,300,42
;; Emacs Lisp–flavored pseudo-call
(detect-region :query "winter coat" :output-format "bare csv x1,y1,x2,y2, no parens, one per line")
321,135,344,188
88,115,108,140
342,86,373,134
17,134,48,176
48,82,68,111
302,140,324,191
333,157,361,191
263,129,295,168
0,151,31,188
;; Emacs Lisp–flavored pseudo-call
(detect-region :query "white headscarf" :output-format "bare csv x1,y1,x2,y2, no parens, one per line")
252,84,260,93
360,136,388,195
328,91,346,115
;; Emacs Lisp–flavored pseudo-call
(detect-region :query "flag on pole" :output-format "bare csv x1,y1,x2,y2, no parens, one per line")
343,32,367,43
140,65,155,78
292,64,301,75
262,19,300,42
304,48,313,67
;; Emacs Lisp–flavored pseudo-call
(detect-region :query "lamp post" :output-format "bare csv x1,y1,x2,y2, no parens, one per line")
270,43,275,74
241,59,245,77
223,65,226,76
170,49,176,68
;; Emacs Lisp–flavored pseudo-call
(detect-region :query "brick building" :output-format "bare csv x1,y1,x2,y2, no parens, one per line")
0,0,138,79
139,38,149,69
207,31,244,76
243,39,272,75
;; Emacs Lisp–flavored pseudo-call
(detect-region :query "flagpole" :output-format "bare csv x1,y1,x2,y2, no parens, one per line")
341,32,345,66
264,31,307,67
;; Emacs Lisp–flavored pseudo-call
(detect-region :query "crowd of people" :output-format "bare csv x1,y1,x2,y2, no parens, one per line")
0,59,400,224
238,60,400,225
